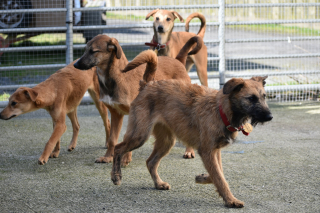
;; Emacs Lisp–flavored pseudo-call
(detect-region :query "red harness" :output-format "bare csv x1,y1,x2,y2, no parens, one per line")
145,36,169,50
219,105,249,136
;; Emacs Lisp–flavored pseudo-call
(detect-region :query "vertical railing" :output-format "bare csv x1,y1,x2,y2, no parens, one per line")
218,0,225,89
66,0,74,65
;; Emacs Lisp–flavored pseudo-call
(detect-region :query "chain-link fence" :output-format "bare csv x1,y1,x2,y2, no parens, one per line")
0,0,319,108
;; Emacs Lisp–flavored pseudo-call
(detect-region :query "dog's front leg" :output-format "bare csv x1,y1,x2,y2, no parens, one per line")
199,148,244,208
95,107,128,164
38,118,67,165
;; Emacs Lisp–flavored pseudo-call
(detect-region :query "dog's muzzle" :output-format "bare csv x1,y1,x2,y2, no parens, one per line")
157,25,164,33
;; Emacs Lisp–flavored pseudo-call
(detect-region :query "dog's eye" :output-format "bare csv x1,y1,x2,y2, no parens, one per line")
11,101,17,107
263,94,266,99
166,18,171,21
156,17,159,21
247,95,258,102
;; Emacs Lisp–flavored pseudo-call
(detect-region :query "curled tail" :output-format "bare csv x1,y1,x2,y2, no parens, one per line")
175,36,203,66
185,12,206,39
122,50,158,90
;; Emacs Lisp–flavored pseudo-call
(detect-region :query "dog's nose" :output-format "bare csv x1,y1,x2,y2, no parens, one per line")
265,113,273,121
158,26,164,32
74,60,80,69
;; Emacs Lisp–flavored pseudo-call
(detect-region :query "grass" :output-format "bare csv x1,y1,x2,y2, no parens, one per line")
0,93,10,101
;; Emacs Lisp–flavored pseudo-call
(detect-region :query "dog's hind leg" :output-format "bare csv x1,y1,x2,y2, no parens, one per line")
199,148,244,208
194,56,208,87
38,112,67,165
67,109,80,152
111,121,152,185
146,123,176,190
49,120,61,159
96,107,124,163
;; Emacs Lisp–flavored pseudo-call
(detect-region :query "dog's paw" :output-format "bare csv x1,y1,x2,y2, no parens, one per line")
111,174,122,185
121,152,132,167
225,199,244,208
38,159,47,165
183,148,195,159
155,182,171,190
67,147,75,152
195,174,212,184
95,156,113,163
49,152,59,158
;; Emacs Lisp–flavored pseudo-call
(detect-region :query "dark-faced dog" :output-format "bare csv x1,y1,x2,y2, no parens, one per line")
111,76,273,208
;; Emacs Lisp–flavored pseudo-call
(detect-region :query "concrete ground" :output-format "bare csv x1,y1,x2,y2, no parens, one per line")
0,101,319,212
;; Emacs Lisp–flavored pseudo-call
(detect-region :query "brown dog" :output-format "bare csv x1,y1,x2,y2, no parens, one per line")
111,76,273,208
146,10,208,86
73,34,203,165
0,61,110,165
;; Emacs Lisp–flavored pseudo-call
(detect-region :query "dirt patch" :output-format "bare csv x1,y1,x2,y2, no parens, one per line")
0,102,319,212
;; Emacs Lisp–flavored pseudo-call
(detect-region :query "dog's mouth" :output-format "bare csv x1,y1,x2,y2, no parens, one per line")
1,114,16,120
251,113,273,126
74,59,94,71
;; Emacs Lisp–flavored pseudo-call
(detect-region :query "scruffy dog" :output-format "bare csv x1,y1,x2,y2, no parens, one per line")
74,35,203,164
0,61,110,165
146,9,208,86
111,76,273,208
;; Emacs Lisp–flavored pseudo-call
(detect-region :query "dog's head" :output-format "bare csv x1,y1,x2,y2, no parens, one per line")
0,87,41,120
146,9,184,34
74,34,122,71
223,76,273,126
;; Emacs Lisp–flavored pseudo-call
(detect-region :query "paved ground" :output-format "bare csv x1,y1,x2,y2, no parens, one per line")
0,101,319,212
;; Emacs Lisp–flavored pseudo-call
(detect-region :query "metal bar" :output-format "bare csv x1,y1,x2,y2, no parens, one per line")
0,84,37,90
218,0,225,89
226,53,320,60
66,0,73,65
73,5,220,12
0,27,67,34
224,70,320,78
0,64,66,71
265,84,320,93
226,37,320,43
0,8,66,14
226,3,320,8
0,45,67,53
2,3,318,14
226,19,320,25
2,18,318,34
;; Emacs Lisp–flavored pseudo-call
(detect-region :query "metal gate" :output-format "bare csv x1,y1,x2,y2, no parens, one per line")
0,0,319,108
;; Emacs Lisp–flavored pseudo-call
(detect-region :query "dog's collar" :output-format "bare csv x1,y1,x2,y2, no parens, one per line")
145,36,169,50
219,105,249,136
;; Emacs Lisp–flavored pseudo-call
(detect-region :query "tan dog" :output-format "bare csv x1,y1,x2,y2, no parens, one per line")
111,77,273,208
0,61,110,165
146,10,208,86
73,35,203,165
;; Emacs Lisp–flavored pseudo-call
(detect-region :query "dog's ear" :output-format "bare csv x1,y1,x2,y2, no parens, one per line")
251,76,268,87
223,78,245,94
146,9,159,20
172,11,184,22
21,87,43,106
107,38,122,59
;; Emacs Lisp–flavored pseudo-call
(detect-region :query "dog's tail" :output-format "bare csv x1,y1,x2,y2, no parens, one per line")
185,12,206,39
122,50,158,88
175,36,203,66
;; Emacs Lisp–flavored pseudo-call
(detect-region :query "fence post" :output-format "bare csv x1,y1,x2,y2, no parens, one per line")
66,0,73,65
218,0,225,89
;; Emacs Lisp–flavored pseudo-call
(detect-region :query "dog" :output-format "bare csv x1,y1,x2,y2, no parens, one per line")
145,10,208,86
73,34,203,165
111,76,273,208
0,61,111,165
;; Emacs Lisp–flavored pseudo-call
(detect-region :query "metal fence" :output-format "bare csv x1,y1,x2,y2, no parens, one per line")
0,0,319,108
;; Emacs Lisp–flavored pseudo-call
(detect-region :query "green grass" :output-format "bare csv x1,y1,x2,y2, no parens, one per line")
0,93,10,101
